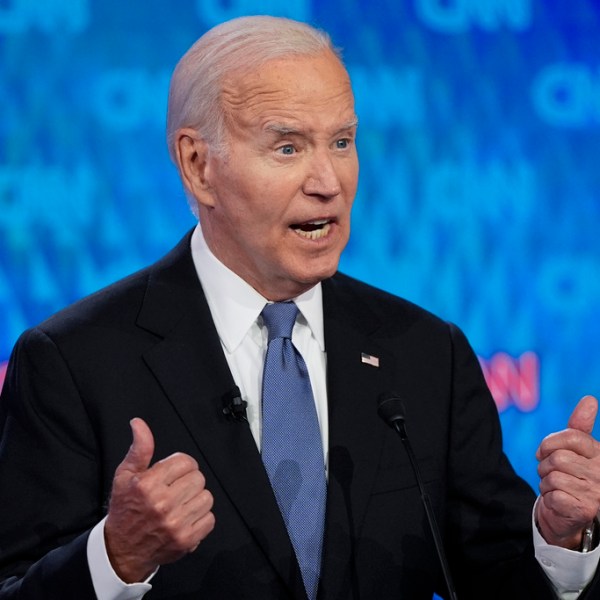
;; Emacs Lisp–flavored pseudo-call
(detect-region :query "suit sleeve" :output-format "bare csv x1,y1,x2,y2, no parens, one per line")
0,327,101,599
444,324,600,599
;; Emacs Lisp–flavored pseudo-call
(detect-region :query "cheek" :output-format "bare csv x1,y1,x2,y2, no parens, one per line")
343,163,359,195
212,177,262,225
214,163,302,234
226,196,283,241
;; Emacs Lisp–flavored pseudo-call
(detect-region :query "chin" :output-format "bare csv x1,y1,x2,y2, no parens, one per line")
295,261,339,286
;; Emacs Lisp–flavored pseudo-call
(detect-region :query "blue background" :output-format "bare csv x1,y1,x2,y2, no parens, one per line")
1,0,599,501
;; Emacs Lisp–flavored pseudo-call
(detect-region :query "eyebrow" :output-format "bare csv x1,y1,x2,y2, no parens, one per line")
265,124,301,136
336,118,359,133
264,118,359,137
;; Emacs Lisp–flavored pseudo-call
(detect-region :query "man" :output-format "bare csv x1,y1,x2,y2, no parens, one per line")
0,15,599,600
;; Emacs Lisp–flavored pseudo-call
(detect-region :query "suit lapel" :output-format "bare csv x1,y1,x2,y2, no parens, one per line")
136,234,306,599
319,275,395,598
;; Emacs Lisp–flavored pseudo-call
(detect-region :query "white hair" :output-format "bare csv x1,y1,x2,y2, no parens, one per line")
166,15,340,161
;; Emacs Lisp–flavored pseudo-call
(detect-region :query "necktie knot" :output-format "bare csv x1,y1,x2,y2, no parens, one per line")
261,302,298,342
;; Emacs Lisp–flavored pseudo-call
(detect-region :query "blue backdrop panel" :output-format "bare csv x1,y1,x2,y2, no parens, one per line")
1,0,599,497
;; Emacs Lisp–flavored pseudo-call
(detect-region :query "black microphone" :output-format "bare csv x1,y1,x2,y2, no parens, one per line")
222,386,248,422
378,391,459,600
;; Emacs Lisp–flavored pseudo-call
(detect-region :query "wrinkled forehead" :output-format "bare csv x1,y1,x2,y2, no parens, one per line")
219,50,355,125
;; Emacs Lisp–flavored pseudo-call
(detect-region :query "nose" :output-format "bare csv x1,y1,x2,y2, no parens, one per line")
302,149,342,199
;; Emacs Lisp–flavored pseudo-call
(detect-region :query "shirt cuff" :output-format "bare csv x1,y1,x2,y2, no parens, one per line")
87,517,154,600
533,500,600,596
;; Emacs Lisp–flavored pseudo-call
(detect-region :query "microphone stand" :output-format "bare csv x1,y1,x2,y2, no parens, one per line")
378,393,459,600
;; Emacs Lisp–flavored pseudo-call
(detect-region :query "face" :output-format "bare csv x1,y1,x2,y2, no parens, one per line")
183,50,358,301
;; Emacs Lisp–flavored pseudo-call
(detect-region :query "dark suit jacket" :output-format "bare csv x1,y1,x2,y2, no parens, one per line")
0,231,598,599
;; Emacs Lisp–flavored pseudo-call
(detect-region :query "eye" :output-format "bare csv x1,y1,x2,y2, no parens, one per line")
277,144,296,155
335,138,351,149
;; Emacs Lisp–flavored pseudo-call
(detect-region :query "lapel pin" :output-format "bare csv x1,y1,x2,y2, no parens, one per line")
361,352,380,368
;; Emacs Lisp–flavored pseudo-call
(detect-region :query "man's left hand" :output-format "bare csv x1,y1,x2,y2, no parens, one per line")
536,395,600,549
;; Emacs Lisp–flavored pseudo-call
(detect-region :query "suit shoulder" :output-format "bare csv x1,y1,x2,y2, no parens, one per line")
32,231,194,339
36,267,150,339
327,272,447,330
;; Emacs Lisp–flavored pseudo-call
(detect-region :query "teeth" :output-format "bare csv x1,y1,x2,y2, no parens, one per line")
295,222,331,240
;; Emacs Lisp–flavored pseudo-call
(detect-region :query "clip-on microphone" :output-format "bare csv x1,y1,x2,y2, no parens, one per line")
222,386,248,423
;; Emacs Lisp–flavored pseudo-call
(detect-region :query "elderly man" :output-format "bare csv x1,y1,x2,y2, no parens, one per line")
0,15,599,600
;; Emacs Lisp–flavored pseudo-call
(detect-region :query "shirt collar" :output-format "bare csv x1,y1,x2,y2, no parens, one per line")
190,224,325,353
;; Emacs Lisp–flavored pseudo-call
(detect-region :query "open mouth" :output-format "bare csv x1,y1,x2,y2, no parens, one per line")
290,219,332,240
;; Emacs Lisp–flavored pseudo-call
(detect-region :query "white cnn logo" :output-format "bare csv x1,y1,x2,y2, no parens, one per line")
414,0,532,33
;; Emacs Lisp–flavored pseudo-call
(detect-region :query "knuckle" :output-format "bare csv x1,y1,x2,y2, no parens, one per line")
171,529,193,552
159,452,198,473
206,511,216,531
565,428,587,448
545,471,564,488
548,451,567,470
564,429,579,445
174,453,199,471
195,511,216,539
195,512,216,540
201,489,214,510
164,513,183,533
539,433,557,455
132,474,154,496
542,490,563,511
187,469,205,489
150,498,171,520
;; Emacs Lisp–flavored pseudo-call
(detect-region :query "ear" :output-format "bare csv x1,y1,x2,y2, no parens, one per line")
174,128,216,208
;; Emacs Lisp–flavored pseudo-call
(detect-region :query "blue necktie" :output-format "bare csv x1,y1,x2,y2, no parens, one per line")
261,302,326,600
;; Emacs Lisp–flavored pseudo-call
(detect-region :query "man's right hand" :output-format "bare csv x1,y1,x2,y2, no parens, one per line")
104,418,215,583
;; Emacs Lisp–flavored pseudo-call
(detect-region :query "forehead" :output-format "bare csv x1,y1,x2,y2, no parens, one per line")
221,51,356,131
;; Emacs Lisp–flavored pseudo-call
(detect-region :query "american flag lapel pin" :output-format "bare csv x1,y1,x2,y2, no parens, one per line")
361,352,380,368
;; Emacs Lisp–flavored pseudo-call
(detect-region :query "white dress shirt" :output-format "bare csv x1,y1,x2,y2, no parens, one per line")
87,224,598,599
190,224,329,460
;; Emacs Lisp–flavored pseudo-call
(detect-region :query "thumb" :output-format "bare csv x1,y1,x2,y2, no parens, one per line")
567,395,598,434
118,417,155,474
